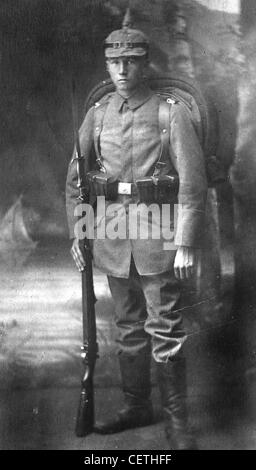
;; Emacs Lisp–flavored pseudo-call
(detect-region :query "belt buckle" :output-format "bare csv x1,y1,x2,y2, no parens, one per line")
118,182,132,195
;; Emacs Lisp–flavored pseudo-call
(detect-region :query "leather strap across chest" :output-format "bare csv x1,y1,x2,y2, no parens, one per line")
93,95,175,175
153,98,173,176
93,98,110,172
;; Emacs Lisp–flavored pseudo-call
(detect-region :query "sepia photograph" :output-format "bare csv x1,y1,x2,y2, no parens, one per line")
0,0,255,453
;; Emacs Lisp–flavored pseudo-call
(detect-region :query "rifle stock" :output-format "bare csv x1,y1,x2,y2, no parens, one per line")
75,369,94,437
71,79,98,437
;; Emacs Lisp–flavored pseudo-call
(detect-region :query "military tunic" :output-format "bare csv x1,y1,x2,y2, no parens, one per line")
66,84,207,279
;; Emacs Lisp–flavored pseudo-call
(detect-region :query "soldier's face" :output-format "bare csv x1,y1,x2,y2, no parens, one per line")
106,56,147,96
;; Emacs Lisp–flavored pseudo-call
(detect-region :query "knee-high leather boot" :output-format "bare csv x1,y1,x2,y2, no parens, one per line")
94,352,154,434
157,357,197,450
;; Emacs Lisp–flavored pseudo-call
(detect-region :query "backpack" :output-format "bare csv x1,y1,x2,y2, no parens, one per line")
84,74,225,187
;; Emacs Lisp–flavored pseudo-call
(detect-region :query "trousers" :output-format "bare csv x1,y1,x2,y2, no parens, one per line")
107,257,187,363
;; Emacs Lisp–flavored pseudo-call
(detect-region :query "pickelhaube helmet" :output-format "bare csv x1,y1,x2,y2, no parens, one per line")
104,8,149,58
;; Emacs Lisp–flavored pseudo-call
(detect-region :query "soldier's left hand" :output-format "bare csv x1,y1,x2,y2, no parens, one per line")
174,246,197,280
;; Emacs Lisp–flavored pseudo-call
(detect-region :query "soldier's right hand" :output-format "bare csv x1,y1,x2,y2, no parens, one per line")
70,238,86,272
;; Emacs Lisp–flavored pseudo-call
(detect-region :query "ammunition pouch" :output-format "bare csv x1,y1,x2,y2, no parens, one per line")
86,170,119,201
136,175,179,204
86,171,179,204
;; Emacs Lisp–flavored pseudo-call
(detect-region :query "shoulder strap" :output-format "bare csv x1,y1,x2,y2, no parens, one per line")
153,97,176,176
93,94,112,171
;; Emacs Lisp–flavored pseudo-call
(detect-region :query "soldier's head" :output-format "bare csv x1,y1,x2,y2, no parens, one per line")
104,9,149,96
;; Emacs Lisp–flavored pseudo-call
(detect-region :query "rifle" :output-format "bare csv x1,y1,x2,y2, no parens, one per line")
71,79,98,437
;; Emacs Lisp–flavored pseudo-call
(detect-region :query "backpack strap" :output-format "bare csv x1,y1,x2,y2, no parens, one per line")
93,94,113,172
93,93,177,176
153,97,176,177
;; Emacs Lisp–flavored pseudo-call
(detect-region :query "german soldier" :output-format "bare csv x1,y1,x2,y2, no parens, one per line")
66,11,207,450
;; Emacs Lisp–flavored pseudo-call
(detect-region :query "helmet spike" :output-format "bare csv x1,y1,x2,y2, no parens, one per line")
122,7,133,30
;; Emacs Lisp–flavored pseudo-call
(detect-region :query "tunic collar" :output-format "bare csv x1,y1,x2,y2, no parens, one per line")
112,83,154,112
